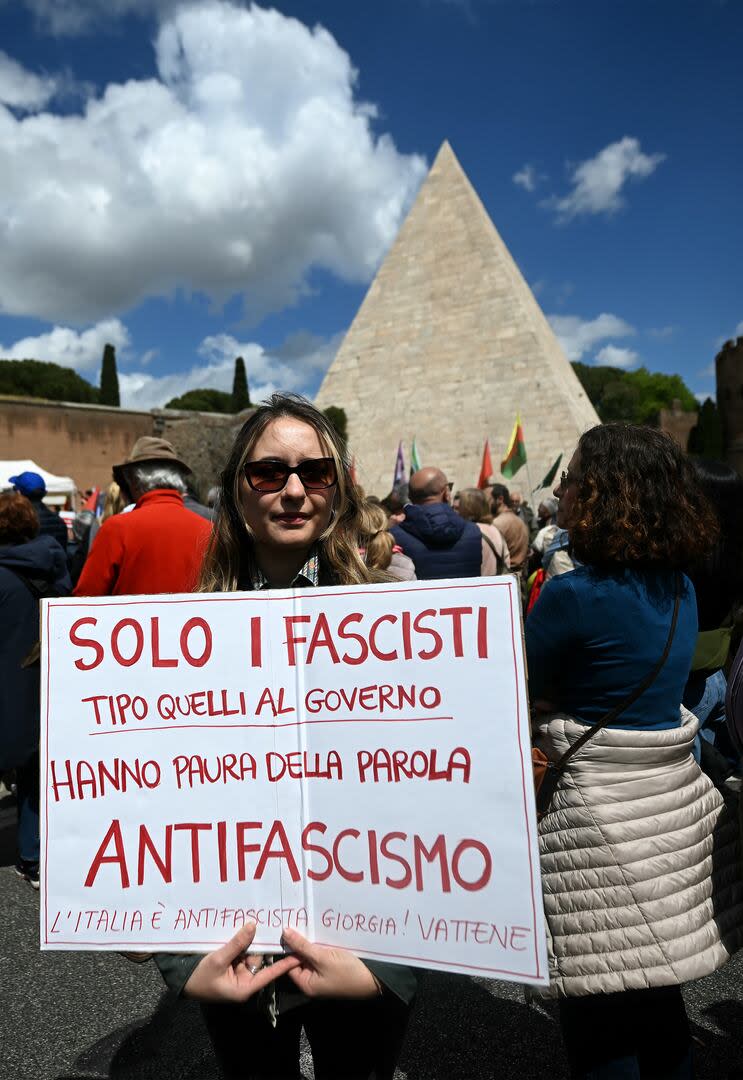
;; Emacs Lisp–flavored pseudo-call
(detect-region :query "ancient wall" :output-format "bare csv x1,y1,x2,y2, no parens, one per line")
658,399,698,451
153,407,254,498
0,396,253,503
715,337,743,475
0,397,153,494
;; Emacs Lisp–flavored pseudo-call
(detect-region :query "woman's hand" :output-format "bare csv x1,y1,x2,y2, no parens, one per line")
183,922,300,1003
281,926,382,999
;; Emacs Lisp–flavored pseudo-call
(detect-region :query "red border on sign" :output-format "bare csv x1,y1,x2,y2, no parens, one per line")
42,581,541,979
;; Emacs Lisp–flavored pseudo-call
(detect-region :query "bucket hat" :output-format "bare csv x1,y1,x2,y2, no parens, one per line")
112,437,191,487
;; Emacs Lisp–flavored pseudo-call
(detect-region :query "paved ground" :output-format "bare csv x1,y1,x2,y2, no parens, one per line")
2,788,743,1079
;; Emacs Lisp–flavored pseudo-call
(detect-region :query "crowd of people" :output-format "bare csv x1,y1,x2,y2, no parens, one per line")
2,395,743,1079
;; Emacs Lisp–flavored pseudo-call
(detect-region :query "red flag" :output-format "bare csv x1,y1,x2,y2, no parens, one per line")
477,440,493,489
83,487,100,512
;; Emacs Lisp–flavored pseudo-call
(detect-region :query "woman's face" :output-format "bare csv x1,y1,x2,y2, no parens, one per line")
554,449,581,531
238,417,337,554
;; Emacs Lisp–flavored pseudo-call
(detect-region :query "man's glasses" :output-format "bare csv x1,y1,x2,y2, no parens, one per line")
243,457,338,493
559,470,579,488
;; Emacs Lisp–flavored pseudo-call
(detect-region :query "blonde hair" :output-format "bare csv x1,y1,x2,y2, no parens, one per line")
102,482,125,521
358,499,394,571
456,487,492,524
199,394,381,591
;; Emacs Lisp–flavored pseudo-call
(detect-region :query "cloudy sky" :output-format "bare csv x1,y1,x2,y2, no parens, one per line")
0,0,740,410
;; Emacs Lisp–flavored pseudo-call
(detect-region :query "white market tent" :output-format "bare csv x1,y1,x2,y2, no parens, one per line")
0,459,77,505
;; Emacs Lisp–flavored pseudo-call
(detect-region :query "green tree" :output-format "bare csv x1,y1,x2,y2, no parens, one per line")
231,356,250,412
99,343,120,406
323,406,348,442
164,388,234,412
0,358,99,403
571,362,697,425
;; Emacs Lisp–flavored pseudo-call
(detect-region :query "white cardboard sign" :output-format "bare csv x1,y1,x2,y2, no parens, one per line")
40,576,547,985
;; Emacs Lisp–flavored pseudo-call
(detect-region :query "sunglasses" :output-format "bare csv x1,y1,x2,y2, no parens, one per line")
559,469,580,488
243,457,338,493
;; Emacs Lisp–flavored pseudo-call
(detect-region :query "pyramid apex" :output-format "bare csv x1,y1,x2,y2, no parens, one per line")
432,139,460,168
315,136,599,495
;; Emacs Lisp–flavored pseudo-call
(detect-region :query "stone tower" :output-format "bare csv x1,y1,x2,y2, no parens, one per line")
715,336,743,476
315,141,599,496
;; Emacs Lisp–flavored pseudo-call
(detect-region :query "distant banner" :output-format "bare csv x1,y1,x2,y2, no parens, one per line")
40,577,547,986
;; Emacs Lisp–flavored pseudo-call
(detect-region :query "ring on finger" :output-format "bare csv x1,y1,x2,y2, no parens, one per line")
249,962,262,976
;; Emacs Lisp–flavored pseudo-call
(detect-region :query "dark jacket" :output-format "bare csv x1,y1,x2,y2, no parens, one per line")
0,536,71,769
30,497,68,552
391,503,482,580
154,559,418,1007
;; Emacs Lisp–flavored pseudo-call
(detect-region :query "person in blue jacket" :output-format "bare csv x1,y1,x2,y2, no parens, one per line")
0,492,70,888
526,424,721,1080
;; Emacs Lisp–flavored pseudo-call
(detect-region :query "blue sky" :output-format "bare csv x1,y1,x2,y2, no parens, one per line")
0,0,740,410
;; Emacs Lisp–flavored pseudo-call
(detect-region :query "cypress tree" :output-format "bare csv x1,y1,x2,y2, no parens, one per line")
231,355,250,412
99,343,120,406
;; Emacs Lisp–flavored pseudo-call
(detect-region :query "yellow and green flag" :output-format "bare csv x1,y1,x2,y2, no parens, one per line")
501,415,527,480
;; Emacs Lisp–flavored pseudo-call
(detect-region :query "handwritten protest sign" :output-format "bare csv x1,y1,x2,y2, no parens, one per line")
40,576,547,985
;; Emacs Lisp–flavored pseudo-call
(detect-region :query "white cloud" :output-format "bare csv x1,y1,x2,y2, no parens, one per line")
544,137,665,222
647,325,677,341
696,391,716,404
513,164,538,192
547,312,635,362
0,318,130,371
0,50,56,109
4,0,177,35
594,344,639,369
736,320,743,337
0,1,426,323
117,329,342,411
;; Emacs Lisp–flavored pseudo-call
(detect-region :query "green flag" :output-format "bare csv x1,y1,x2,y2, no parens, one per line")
534,453,563,493
410,436,422,476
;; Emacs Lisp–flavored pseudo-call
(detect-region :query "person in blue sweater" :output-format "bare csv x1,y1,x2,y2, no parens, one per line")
0,492,70,888
526,423,722,1080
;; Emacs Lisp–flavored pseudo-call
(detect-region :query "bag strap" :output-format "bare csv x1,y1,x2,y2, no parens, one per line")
553,572,681,772
480,530,506,576
6,566,61,601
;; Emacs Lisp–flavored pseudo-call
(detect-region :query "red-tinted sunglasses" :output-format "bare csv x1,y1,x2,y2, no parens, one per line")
243,457,337,493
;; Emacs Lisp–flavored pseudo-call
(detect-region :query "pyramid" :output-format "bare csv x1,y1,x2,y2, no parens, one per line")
315,141,599,497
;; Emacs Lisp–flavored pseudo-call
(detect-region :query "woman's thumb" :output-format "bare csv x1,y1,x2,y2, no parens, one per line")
281,926,316,960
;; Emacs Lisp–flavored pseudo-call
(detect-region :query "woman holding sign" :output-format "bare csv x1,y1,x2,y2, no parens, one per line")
153,394,416,1080
526,423,743,1080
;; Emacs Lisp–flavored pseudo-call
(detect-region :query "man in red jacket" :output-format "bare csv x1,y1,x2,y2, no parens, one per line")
74,437,212,597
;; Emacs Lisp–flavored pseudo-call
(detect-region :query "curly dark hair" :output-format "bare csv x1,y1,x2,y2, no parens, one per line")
568,424,718,568
0,492,40,545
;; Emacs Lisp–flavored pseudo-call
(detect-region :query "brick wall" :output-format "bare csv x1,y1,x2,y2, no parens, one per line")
0,396,253,504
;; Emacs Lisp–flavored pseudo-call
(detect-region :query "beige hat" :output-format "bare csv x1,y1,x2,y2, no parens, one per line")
113,436,191,486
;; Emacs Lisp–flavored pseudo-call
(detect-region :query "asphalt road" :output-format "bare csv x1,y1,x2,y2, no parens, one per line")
1,792,743,1080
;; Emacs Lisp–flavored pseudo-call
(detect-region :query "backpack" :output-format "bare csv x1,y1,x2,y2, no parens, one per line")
725,638,743,758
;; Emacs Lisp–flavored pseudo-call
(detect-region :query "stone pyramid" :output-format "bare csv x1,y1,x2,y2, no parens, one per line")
315,141,599,497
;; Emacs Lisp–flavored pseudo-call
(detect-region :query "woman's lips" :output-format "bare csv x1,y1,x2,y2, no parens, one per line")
274,513,310,525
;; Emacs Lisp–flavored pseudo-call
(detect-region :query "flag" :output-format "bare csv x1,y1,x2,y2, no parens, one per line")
82,487,100,512
533,453,563,493
393,441,406,488
477,439,493,489
501,415,527,480
410,436,421,477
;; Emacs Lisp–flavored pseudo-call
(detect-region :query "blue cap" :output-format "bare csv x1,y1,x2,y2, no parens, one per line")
9,471,46,497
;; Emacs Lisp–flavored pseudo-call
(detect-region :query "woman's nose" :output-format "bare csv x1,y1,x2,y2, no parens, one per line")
283,472,306,498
